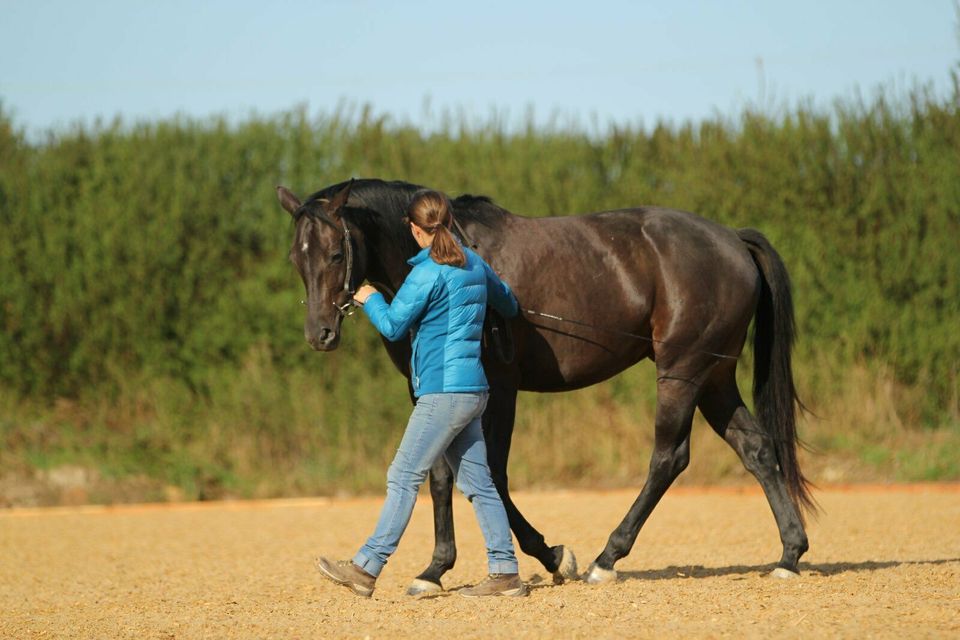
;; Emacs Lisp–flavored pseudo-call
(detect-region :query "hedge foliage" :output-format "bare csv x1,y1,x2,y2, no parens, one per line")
1,79,958,432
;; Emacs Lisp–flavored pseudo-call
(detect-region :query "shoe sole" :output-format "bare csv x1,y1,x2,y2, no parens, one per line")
315,558,374,598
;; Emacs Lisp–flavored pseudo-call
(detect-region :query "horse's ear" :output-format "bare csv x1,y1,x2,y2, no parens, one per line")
322,179,355,220
276,186,302,216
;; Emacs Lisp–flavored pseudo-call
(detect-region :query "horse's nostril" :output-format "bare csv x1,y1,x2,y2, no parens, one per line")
315,328,338,346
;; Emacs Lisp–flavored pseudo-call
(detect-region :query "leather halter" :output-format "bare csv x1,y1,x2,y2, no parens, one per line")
332,216,357,317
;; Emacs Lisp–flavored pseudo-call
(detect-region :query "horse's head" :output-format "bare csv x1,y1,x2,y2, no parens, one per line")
277,181,360,351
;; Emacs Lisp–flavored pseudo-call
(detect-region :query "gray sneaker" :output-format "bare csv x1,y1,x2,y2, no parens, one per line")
315,557,377,598
459,573,528,598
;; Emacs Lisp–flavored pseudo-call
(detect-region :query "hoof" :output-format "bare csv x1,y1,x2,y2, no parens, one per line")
552,546,579,584
406,578,443,596
768,567,800,579
583,562,618,585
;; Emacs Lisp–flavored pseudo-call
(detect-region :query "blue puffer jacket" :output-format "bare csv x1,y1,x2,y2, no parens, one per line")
362,246,518,397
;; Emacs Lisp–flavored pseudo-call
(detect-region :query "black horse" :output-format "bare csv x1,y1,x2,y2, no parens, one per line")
277,178,814,593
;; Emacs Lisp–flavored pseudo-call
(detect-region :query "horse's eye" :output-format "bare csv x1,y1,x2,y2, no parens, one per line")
331,252,345,264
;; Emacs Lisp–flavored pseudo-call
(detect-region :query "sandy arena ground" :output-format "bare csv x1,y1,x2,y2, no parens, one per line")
1,485,958,639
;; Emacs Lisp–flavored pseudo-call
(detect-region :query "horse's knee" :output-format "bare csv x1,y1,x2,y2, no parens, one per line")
429,470,455,499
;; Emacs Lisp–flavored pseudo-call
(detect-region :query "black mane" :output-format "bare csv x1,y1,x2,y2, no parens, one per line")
453,193,494,206
308,178,424,217
450,193,511,234
290,179,421,251
301,179,510,247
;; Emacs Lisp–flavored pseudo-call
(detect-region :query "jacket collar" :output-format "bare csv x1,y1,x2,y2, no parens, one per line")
406,237,466,266
407,246,432,266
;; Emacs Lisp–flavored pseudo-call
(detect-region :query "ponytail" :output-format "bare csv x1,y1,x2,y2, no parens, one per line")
430,224,466,267
406,190,466,268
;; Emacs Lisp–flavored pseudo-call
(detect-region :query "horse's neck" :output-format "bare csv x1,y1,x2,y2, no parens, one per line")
452,206,516,254
354,213,416,292
356,198,513,288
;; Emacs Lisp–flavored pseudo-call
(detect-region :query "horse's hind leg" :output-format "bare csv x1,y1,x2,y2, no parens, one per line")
484,382,579,583
407,457,457,595
698,375,809,576
585,376,698,584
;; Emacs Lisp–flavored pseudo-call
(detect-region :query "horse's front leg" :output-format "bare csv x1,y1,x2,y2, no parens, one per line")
406,457,457,595
484,382,579,583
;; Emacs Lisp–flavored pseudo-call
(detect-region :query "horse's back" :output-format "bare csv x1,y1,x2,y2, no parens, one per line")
474,206,760,389
494,206,757,298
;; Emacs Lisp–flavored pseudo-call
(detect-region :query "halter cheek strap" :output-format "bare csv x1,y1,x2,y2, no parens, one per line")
333,217,358,318
341,217,354,296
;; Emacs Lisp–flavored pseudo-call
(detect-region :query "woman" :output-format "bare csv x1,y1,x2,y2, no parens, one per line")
315,189,525,598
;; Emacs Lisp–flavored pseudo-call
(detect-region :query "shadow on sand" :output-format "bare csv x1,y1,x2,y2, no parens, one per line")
611,557,960,581
520,558,959,592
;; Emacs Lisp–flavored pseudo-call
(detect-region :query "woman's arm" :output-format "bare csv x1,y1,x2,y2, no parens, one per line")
361,268,438,341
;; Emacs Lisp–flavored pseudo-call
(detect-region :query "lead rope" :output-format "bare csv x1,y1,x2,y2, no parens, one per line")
522,309,740,361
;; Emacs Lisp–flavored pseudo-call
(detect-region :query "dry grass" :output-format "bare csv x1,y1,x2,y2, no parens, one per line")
2,355,957,507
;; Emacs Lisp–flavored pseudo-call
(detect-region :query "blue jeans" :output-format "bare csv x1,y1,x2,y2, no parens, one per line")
353,392,518,577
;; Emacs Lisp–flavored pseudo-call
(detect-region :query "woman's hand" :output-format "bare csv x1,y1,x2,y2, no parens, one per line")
354,284,379,304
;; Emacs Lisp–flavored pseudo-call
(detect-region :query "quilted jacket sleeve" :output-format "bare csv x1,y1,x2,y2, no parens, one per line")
362,266,438,341
482,260,519,318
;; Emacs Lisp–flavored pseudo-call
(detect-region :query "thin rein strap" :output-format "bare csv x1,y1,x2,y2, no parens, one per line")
451,215,478,250
523,308,739,361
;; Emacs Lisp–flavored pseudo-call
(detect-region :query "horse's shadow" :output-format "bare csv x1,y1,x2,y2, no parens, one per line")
615,557,960,581
523,557,959,590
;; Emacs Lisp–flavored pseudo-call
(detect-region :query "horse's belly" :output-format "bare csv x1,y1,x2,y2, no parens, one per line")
516,322,652,392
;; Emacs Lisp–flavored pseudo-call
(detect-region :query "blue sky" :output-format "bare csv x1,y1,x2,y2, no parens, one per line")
1,0,957,136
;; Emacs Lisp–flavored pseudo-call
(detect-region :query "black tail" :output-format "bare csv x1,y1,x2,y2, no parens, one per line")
737,228,817,522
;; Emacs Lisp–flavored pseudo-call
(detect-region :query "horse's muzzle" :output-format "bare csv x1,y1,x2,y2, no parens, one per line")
306,327,340,351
